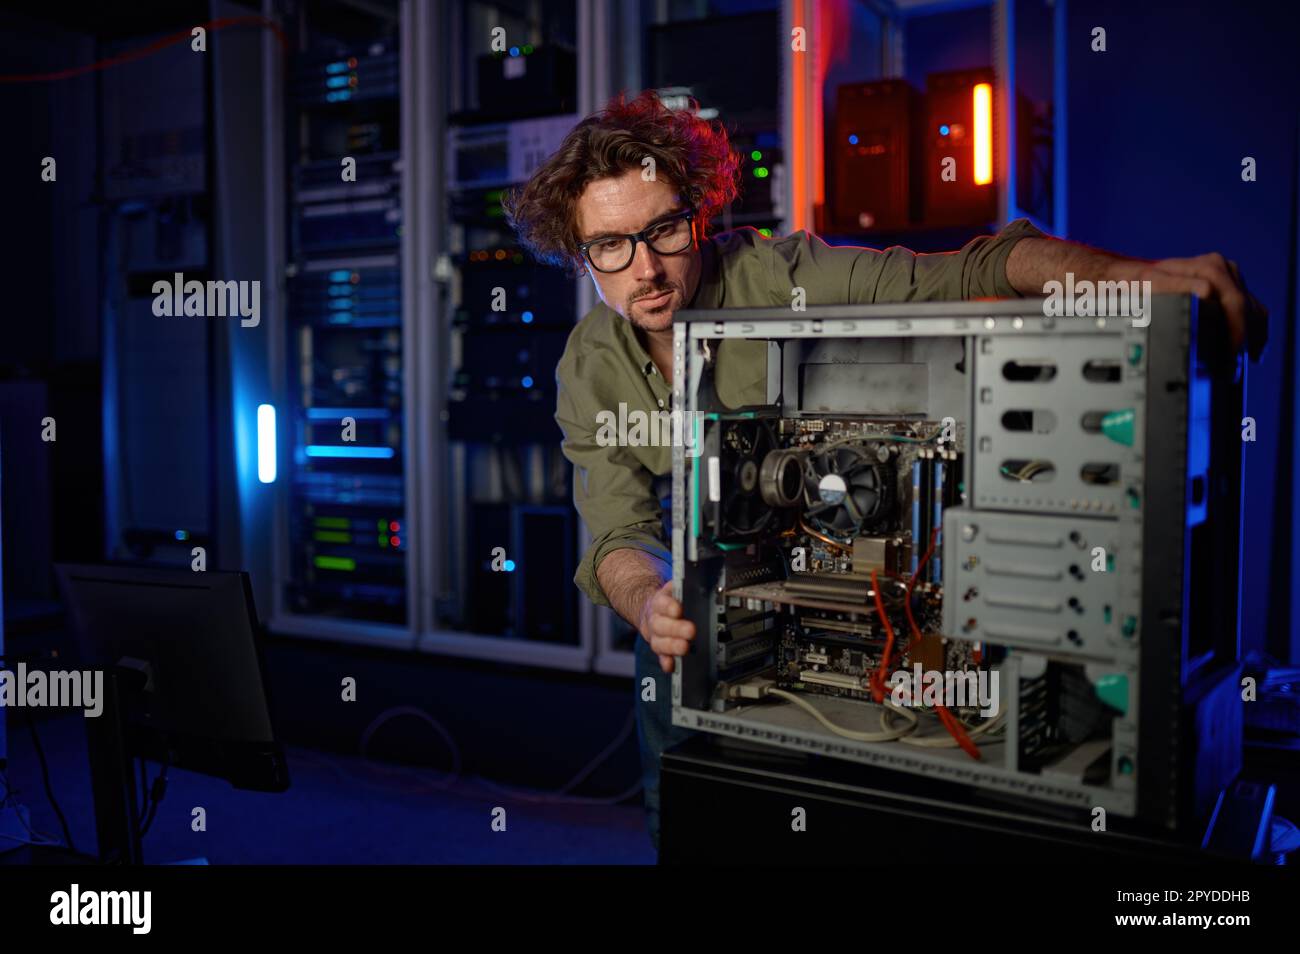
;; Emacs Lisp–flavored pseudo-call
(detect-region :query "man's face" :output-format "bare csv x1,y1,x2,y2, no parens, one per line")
573,168,702,334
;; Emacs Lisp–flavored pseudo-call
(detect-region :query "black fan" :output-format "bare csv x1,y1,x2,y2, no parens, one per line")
720,420,776,537
803,444,892,538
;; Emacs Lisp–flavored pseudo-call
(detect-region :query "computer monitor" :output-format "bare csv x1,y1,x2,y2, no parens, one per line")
54,563,289,862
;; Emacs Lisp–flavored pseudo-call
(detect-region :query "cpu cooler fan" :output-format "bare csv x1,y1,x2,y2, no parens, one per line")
803,443,894,539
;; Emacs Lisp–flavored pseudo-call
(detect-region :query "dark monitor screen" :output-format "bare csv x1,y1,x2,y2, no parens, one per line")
54,563,287,792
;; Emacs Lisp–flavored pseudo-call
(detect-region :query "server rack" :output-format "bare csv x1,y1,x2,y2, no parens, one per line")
266,0,415,648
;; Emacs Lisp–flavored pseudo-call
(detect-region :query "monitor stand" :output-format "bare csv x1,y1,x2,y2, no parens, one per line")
85,665,147,865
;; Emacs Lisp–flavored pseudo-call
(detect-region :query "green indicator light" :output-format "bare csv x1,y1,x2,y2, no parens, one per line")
751,150,762,161
377,519,386,530
313,531,351,544
753,166,769,178
759,227,773,237
522,44,533,54
1119,756,1135,775
316,516,350,529
314,556,356,572
1106,554,1115,573
1127,488,1141,509
379,534,388,546
1122,615,1138,638
1128,343,1143,366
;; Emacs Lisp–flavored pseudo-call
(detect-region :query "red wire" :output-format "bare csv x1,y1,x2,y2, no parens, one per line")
901,526,981,760
904,526,941,654
0,16,288,85
868,569,895,704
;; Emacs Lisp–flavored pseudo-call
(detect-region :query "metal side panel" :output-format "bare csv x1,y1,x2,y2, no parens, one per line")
941,507,1140,662
670,687,1137,819
971,330,1147,516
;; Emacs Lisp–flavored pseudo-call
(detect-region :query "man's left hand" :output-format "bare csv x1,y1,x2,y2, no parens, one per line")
1103,251,1268,359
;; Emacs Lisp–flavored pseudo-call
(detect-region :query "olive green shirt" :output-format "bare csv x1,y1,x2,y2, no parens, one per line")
554,219,1045,608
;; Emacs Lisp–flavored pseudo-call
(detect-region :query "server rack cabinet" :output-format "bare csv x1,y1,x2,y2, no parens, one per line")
266,0,415,649
417,0,592,670
672,296,1244,836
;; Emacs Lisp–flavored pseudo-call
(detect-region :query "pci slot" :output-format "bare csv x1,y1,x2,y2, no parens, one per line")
798,669,863,691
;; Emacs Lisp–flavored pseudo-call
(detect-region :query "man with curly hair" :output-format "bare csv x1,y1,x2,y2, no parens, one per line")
504,90,1262,853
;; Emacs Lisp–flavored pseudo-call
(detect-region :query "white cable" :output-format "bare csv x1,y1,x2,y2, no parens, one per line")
881,706,1006,747
766,687,918,742
359,706,464,791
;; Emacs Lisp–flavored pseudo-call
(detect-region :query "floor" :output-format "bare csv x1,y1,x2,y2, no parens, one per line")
1,711,656,865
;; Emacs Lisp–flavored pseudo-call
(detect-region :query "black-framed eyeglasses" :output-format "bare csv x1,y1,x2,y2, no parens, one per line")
577,208,696,273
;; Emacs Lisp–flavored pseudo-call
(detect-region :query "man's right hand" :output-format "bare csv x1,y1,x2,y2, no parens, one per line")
637,580,696,674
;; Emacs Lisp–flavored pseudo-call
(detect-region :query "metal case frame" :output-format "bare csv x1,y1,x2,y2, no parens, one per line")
671,296,1243,833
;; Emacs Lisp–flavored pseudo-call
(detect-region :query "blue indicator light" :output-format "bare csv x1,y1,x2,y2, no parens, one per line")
521,311,534,323
940,125,950,136
522,376,533,388
503,560,516,572
848,134,859,145
329,269,350,281
305,445,395,459
257,404,277,483
305,407,391,420
509,47,519,56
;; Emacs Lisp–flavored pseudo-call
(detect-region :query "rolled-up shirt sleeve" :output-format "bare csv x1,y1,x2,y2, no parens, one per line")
555,363,670,609
762,217,1046,304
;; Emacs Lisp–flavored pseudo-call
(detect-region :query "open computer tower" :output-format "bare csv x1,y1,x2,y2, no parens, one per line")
671,296,1244,835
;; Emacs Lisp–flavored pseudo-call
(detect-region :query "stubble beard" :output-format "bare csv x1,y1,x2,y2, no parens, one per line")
627,285,679,333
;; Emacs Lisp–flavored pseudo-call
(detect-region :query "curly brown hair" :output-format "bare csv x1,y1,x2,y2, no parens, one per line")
502,90,742,273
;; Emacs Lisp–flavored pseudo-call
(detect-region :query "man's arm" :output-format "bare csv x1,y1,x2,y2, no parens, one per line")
595,549,693,675
762,218,1046,304
762,219,1265,358
554,344,695,671
1005,237,1266,358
